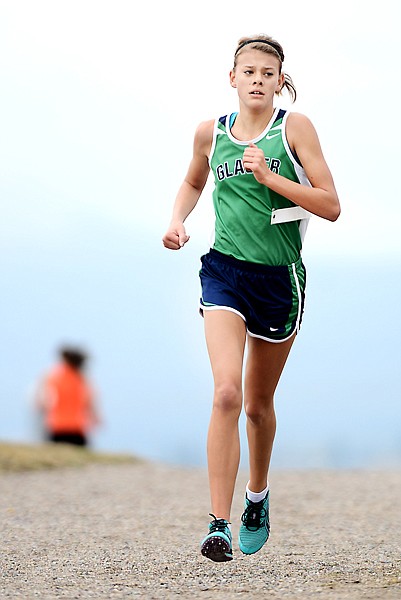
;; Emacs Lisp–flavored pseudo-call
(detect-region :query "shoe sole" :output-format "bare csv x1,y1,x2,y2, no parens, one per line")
201,536,233,562
239,544,266,555
238,534,269,555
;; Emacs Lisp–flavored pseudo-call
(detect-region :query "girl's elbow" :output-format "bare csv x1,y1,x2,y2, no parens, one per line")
328,201,341,222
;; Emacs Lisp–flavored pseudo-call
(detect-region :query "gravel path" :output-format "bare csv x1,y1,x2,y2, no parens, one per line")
1,462,400,599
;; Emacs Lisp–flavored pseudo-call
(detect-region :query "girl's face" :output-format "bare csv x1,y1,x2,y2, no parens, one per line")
230,49,284,109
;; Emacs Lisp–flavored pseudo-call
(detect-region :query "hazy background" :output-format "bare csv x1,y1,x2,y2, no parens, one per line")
1,0,400,469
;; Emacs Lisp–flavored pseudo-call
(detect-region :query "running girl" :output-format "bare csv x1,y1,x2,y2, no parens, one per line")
163,34,340,562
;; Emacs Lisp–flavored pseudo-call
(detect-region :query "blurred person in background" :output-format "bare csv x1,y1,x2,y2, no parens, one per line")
35,346,101,446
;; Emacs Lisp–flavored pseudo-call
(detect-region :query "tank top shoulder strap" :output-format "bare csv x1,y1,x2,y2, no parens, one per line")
273,108,287,125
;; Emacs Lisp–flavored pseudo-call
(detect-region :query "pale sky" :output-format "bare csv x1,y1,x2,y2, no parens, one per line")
1,0,400,262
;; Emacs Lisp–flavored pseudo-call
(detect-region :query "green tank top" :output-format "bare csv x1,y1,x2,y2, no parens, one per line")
209,108,311,265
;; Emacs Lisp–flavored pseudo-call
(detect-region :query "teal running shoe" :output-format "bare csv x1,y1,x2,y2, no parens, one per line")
201,514,233,562
238,491,270,555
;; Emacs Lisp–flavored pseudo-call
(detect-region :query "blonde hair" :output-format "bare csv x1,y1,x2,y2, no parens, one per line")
233,35,296,102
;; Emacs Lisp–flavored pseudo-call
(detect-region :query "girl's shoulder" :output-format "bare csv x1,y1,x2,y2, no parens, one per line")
286,111,314,129
194,119,215,139
193,119,215,155
286,112,319,147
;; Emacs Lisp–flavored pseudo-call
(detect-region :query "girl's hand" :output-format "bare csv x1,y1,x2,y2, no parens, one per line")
162,223,190,250
243,143,271,184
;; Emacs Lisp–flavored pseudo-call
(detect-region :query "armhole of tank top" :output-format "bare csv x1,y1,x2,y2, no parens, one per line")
282,111,311,188
208,116,225,167
281,110,303,167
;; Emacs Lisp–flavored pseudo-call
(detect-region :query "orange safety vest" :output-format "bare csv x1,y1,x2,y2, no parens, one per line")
44,364,93,434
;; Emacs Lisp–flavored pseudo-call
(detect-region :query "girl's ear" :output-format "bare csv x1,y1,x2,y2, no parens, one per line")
229,69,237,88
276,72,285,93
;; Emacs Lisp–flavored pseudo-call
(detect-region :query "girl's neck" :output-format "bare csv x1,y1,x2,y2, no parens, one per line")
231,107,276,141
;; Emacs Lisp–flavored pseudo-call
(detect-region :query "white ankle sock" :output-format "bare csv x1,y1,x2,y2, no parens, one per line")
246,482,269,503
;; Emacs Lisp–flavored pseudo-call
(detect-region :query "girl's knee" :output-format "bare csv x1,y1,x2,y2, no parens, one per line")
213,382,242,415
245,399,275,426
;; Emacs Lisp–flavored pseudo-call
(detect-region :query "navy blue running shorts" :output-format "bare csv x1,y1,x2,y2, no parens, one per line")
199,249,306,343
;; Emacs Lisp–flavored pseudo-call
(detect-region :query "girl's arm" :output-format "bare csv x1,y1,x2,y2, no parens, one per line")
243,113,341,222
163,120,213,250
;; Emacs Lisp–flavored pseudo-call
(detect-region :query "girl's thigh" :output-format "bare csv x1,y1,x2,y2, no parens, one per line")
245,333,296,400
203,309,247,386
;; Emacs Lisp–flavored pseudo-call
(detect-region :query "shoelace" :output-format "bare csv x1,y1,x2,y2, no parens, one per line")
208,513,230,533
241,500,267,531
